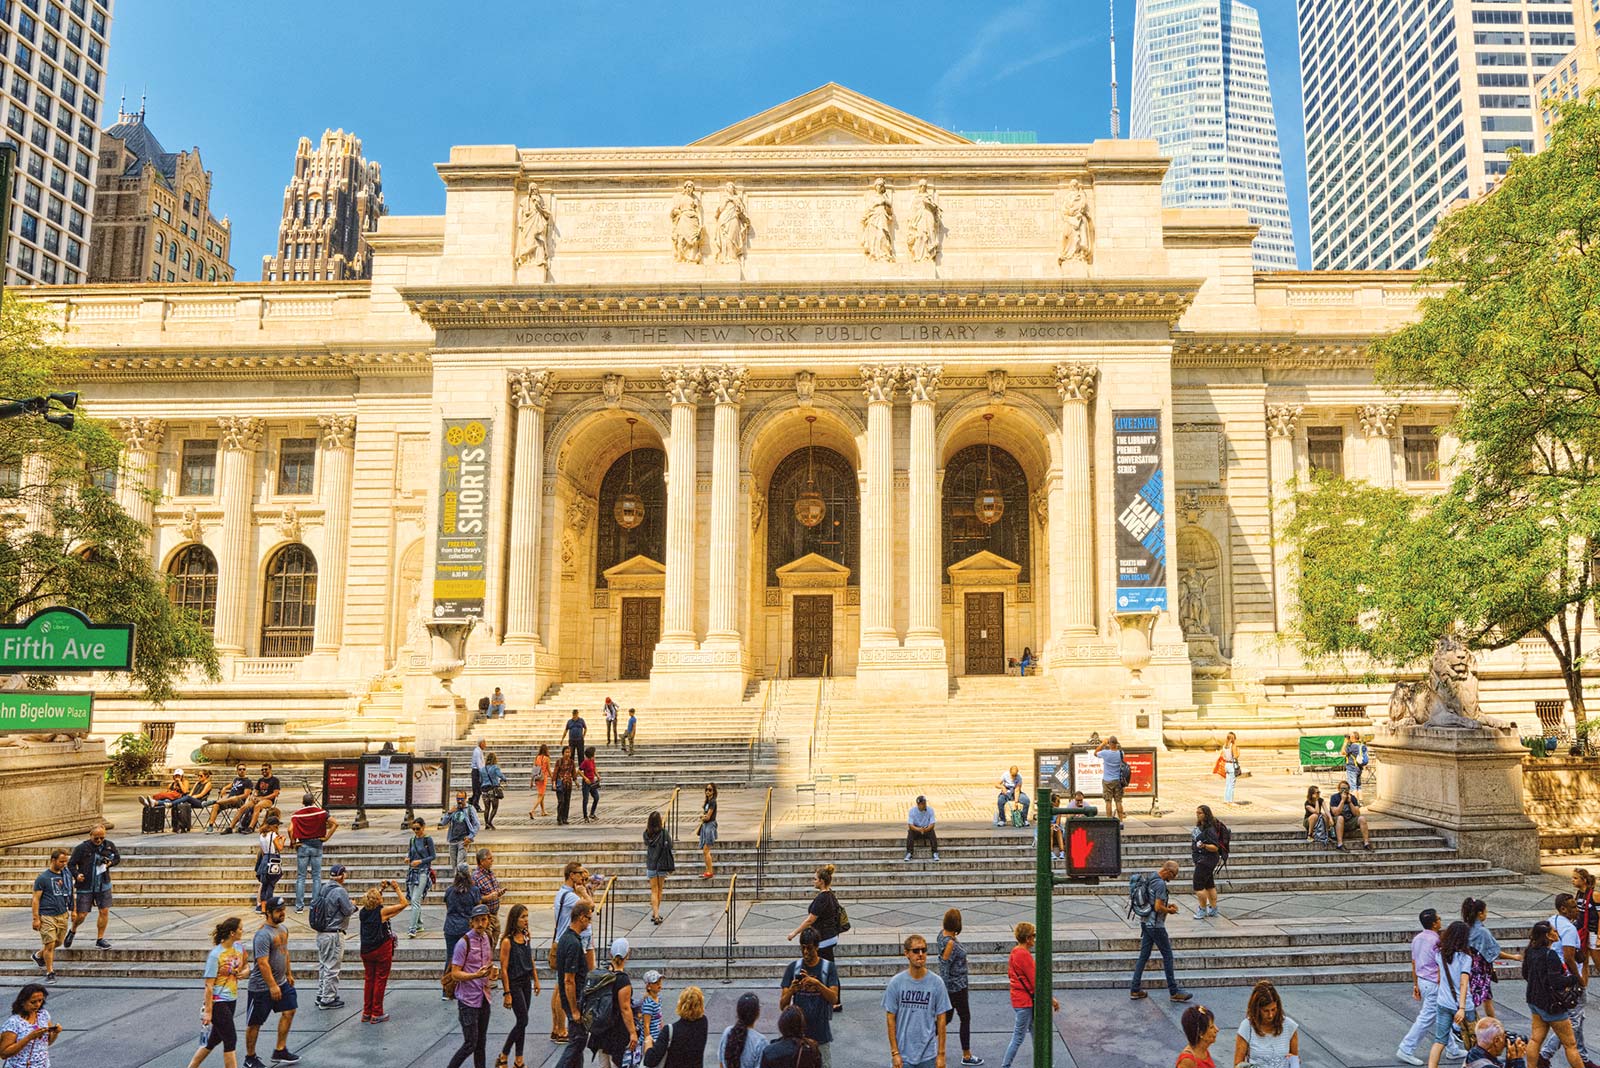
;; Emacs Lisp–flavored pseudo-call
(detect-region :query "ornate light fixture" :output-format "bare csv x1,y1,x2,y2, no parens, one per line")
794,415,826,528
614,417,645,530
974,412,1005,526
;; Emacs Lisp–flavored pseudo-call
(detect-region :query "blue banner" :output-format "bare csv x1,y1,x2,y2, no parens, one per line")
1113,410,1168,613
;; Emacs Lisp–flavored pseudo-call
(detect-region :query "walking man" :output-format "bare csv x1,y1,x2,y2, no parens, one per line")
243,896,299,1068
311,864,354,1011
555,901,594,1068
884,934,951,1068
1398,908,1467,1064
30,848,72,983
1542,893,1594,1066
565,709,588,769
438,791,480,873
445,905,498,1068
906,796,940,862
470,738,488,811
781,927,840,1067
551,861,595,1043
65,823,119,949
288,793,336,913
471,847,505,946
1129,860,1192,1002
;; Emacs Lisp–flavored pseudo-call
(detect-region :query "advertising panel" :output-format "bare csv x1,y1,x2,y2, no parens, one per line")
362,761,409,807
323,760,361,810
1113,410,1168,612
433,417,494,619
1068,746,1159,799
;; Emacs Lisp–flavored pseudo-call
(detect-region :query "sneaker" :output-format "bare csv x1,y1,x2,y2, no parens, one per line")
408,928,422,938
243,1057,266,1068
1208,908,1220,919
1396,1051,1424,1066
317,998,346,1010
1129,990,1148,1000
1363,842,1375,851
932,852,941,862
360,1014,371,1024
369,1013,390,1023
270,1049,301,1064
30,951,43,969
1193,909,1208,920
44,971,55,985
904,852,912,862
961,1058,985,1066
1169,992,1193,1003
994,819,1004,827
61,930,74,949
94,939,111,950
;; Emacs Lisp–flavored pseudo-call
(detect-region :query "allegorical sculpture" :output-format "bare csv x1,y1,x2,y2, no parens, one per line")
1058,178,1094,265
906,179,942,263
713,182,752,263
1178,568,1213,637
861,177,895,262
1387,636,1502,731
671,180,704,264
514,186,552,270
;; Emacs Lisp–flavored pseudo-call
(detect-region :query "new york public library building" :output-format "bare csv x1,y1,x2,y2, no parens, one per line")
34,86,1575,757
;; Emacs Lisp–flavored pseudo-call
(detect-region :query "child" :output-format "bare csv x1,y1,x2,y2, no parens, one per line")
628,969,665,1067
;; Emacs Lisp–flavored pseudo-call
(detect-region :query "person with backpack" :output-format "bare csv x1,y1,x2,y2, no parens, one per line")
445,905,499,1068
1095,737,1131,821
787,865,846,1012
439,791,481,874
1129,860,1192,1003
1538,896,1593,1068
1343,732,1370,794
555,902,594,1068
582,937,638,1068
645,810,676,926
781,928,840,1067
308,863,354,1011
1523,920,1584,1068
1189,806,1225,921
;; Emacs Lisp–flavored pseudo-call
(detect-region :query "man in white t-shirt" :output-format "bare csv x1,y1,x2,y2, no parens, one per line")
1541,893,1592,1065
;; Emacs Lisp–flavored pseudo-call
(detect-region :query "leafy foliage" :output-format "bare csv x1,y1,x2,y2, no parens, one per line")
105,731,157,785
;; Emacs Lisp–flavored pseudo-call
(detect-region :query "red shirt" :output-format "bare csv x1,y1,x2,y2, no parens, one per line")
1176,1053,1215,1068
580,758,598,785
1008,944,1035,1009
290,806,328,842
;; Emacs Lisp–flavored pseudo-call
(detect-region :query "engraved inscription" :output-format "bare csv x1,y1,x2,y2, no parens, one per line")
946,195,1053,247
751,198,855,249
558,198,664,251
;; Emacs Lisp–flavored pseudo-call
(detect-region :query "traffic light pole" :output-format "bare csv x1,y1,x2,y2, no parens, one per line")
1034,785,1055,1068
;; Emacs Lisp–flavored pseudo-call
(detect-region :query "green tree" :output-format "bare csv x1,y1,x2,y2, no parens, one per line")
0,296,217,700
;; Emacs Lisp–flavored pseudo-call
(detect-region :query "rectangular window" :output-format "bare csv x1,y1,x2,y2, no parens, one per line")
1307,426,1345,478
275,437,316,496
1403,425,1441,482
178,439,217,497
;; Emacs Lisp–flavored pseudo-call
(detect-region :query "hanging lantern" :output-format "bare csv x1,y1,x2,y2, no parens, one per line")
614,417,645,530
794,415,826,528
974,412,1005,526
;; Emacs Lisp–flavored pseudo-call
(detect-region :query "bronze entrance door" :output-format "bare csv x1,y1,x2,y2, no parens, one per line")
964,592,1005,675
792,594,833,677
618,597,660,680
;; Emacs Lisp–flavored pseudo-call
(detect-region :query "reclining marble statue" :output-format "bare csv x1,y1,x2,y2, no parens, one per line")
1387,636,1504,732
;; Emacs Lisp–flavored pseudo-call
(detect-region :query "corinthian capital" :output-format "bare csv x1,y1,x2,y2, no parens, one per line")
859,364,900,404
1358,403,1400,439
218,416,265,452
662,366,701,406
1053,363,1098,403
509,369,555,409
316,414,356,450
903,364,942,404
702,365,748,406
1266,404,1303,438
118,416,167,453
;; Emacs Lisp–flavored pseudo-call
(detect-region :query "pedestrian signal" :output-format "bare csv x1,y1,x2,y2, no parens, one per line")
1062,817,1122,879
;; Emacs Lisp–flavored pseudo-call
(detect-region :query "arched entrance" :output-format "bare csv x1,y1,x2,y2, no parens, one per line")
767,445,857,677
595,447,667,679
942,443,1031,675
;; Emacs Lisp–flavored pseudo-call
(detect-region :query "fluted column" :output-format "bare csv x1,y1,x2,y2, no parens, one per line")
905,364,943,641
1360,403,1399,487
859,364,900,645
659,367,701,646
704,365,747,643
214,416,264,655
504,370,553,643
1266,404,1303,633
1054,364,1098,636
311,414,356,653
116,417,165,549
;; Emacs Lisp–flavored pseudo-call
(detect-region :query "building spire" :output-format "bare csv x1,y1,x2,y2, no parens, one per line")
1109,0,1121,138
139,87,146,121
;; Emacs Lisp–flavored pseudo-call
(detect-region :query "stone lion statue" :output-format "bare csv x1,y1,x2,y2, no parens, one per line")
1387,636,1501,731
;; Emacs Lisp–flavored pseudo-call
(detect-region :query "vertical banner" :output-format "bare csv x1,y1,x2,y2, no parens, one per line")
1113,410,1168,612
433,417,494,619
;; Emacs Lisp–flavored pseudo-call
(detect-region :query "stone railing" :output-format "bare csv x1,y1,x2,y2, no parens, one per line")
233,658,302,681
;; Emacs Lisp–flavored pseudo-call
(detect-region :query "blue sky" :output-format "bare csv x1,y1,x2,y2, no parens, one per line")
107,1,1310,271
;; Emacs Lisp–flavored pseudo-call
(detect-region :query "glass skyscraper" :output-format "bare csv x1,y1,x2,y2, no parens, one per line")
1133,0,1298,271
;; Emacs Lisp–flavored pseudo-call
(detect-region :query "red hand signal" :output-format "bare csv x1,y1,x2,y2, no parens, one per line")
1069,826,1095,869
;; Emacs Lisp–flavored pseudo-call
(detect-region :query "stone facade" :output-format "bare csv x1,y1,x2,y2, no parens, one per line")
29,85,1588,749
261,128,386,282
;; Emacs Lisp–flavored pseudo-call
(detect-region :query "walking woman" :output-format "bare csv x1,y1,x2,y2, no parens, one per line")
553,745,576,825
1220,733,1241,805
788,864,844,1012
644,810,675,925
186,917,250,1068
359,880,409,1023
253,814,286,914
404,818,436,937
1572,869,1599,975
498,903,541,1068
1233,980,1298,1068
1426,921,1475,1068
480,754,505,830
0,984,60,1068
1303,787,1331,847
718,992,768,1068
1524,919,1585,1068
1191,805,1223,920
1001,922,1058,1068
937,908,980,1067
1176,1004,1218,1068
699,783,719,879
649,986,710,1068
442,866,482,997
528,744,551,819
1462,897,1521,1020
580,746,601,821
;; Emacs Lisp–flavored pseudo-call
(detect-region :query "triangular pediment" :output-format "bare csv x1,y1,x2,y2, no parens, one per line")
947,550,1022,582
693,84,972,148
602,555,666,581
775,552,851,588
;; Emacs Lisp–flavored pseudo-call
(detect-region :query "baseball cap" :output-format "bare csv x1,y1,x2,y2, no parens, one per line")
329,864,348,877
610,937,630,959
264,895,287,912
470,904,493,918
915,795,927,804
644,969,663,984
172,768,186,776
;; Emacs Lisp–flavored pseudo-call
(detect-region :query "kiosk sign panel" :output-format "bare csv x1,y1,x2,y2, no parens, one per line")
1113,410,1168,613
1067,746,1159,798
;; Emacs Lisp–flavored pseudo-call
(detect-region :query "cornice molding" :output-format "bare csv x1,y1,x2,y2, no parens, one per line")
1172,332,1378,369
72,347,432,381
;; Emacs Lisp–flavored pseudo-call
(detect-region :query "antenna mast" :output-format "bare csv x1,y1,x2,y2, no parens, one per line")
1109,0,1121,138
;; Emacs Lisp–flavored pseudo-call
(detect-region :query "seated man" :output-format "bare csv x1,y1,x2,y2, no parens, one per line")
1328,782,1373,852
207,764,253,831
1050,791,1090,859
488,687,506,719
905,795,939,862
225,763,281,834
141,768,188,808
995,765,1032,827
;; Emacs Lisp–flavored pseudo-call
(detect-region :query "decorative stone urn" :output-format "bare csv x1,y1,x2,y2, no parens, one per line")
424,618,475,689
1111,610,1161,742
418,618,477,751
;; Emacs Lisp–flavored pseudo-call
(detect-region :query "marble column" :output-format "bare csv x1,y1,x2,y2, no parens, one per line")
659,367,701,646
904,364,943,642
214,416,264,655
1053,363,1098,637
504,370,553,644
859,364,900,645
704,365,747,645
1266,404,1302,633
311,414,356,653
1359,403,1400,487
115,417,165,550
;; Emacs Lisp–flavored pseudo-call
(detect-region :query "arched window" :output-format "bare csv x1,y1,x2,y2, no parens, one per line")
261,544,317,657
942,444,1031,582
766,446,858,584
594,448,667,587
167,544,217,631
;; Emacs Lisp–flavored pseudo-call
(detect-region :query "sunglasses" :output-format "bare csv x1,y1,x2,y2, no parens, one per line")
907,947,928,954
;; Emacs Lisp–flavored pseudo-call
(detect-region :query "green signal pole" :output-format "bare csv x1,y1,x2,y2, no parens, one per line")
1034,785,1055,1068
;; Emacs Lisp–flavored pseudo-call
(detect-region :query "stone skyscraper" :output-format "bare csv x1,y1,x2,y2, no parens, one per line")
1132,0,1297,270
261,129,386,282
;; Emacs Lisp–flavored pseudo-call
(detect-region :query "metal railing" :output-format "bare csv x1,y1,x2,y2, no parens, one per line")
806,657,830,775
593,874,619,956
663,786,681,841
754,786,774,899
721,873,739,984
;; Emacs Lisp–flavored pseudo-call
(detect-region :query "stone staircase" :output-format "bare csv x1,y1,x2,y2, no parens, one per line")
437,740,777,792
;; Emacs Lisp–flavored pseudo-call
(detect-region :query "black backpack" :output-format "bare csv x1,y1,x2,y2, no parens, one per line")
581,970,623,1048
308,885,337,933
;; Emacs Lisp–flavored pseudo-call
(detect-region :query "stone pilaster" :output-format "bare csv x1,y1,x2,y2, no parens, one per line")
904,364,944,645
504,370,553,644
312,414,356,653
1266,404,1302,633
858,364,899,646
214,416,264,655
1360,403,1400,487
658,366,701,647
703,365,747,644
115,417,165,549
1053,363,1098,639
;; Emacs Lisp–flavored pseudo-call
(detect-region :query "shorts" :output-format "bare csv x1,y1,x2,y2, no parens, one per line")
1531,1003,1571,1025
1435,1005,1471,1043
75,888,111,912
38,913,69,948
246,984,299,1027
205,998,238,1052
699,821,718,848
1103,781,1126,803
1191,857,1218,892
645,869,666,880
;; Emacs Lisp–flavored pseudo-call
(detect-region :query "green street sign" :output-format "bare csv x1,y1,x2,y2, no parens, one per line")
0,691,92,733
0,608,134,672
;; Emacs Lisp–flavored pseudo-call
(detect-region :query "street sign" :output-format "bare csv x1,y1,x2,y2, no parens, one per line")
0,690,92,733
0,607,134,672
1062,817,1122,879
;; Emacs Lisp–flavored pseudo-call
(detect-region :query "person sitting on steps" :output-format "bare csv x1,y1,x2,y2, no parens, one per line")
995,766,1031,828
1328,782,1374,852
906,795,940,863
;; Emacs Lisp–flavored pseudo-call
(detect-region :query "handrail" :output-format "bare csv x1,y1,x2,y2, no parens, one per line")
663,786,681,842
721,873,739,983
806,656,830,776
592,874,619,957
754,786,774,899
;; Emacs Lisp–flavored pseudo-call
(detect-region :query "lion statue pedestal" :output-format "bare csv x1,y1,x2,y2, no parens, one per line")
0,737,108,847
